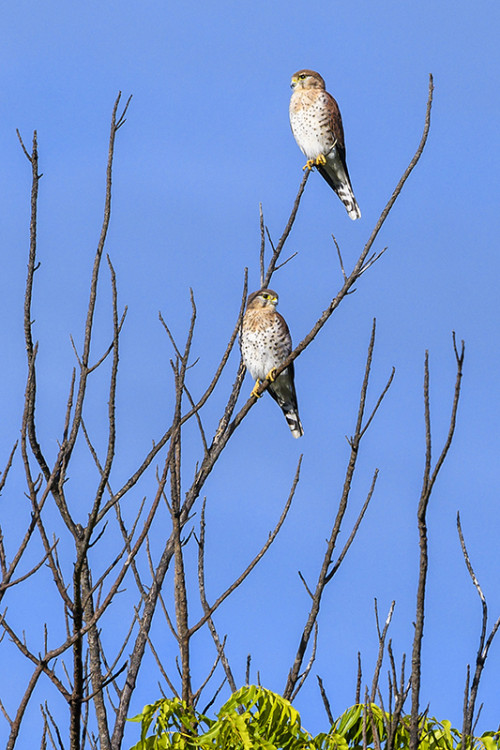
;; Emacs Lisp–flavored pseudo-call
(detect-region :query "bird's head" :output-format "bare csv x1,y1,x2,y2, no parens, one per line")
290,69,326,91
246,289,279,310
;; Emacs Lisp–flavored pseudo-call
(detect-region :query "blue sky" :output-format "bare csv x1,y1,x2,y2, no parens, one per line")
2,0,500,745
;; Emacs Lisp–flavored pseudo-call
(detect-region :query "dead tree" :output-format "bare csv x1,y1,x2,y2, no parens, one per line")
0,76,434,749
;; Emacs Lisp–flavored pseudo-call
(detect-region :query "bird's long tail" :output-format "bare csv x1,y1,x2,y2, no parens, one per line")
317,162,361,220
268,369,304,439
281,404,304,439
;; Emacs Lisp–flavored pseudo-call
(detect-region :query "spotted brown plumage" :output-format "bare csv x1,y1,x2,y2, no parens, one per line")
289,69,361,220
240,289,303,438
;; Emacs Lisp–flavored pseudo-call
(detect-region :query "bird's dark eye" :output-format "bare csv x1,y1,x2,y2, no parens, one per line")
262,293,269,299
299,73,306,79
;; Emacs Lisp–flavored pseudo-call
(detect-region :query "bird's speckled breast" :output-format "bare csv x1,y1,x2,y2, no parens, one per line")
290,90,335,160
241,309,292,382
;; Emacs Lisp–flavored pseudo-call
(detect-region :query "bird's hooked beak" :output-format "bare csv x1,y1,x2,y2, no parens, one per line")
290,77,298,89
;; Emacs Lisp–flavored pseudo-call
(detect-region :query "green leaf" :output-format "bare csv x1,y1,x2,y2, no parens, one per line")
479,737,500,750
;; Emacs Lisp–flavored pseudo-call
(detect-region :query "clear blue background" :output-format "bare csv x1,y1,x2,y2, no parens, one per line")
1,1,500,745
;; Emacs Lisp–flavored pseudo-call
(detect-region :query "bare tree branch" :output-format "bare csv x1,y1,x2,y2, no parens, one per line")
259,203,266,287
192,457,301,636
356,652,362,705
370,599,395,702
458,512,500,742
291,622,318,701
0,539,58,593
410,333,465,750
317,675,334,726
263,169,310,287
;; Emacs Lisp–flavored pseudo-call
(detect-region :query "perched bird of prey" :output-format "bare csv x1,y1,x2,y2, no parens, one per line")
241,289,303,439
289,69,361,220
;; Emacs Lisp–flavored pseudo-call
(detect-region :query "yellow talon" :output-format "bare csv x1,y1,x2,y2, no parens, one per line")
303,154,329,170
250,380,262,399
265,368,277,383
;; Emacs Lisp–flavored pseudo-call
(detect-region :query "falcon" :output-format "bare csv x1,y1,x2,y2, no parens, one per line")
240,289,303,438
289,69,361,220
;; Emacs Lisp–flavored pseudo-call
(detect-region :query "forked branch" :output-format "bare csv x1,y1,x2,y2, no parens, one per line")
410,333,465,750
283,320,392,700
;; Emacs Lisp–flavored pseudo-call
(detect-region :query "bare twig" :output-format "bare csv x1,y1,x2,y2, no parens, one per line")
259,203,265,288
317,675,334,725
200,676,227,717
332,233,347,283
370,600,395,702
386,644,410,750
41,702,65,750
458,512,500,742
291,622,318,701
0,443,17,494
0,539,58,593
356,652,362,704
263,170,310,287
6,666,45,750
325,468,379,584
